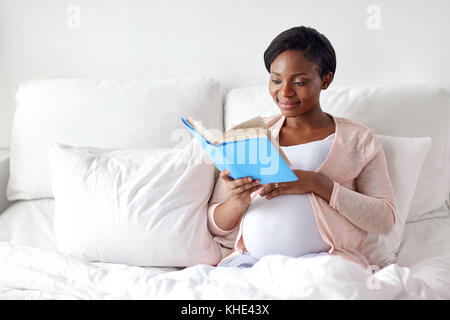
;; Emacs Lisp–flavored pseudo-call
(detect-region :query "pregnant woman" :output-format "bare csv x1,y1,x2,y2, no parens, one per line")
207,26,396,270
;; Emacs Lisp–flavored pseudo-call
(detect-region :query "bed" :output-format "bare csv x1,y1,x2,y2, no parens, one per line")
0,79,449,300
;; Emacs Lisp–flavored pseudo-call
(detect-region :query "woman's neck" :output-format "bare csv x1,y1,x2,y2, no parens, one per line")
284,108,333,131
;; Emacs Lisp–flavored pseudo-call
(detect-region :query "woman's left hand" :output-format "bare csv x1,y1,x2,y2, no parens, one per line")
259,170,335,202
258,169,317,199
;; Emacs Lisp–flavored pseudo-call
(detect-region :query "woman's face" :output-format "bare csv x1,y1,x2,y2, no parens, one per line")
268,49,332,117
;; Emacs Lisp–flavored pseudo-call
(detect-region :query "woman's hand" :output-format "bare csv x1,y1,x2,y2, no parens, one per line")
258,170,334,202
220,169,263,209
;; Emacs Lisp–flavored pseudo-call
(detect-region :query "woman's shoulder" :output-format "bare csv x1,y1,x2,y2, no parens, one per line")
335,115,382,161
334,115,374,133
334,115,376,142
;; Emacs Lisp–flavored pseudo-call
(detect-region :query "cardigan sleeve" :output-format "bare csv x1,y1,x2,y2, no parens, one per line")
329,135,397,235
206,172,239,236
207,169,262,237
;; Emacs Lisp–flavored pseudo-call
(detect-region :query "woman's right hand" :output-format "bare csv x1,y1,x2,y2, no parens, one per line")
220,169,263,209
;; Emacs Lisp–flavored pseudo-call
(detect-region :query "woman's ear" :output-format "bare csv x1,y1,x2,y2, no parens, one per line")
321,72,333,90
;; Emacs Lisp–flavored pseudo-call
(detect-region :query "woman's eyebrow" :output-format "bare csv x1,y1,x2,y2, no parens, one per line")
270,72,309,76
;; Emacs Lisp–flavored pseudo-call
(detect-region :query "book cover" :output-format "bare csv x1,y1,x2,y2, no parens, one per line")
181,116,298,184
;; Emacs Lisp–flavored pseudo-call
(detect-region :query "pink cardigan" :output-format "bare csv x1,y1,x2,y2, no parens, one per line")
207,112,397,270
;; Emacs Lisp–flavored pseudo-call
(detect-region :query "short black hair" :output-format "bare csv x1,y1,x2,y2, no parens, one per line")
263,26,336,78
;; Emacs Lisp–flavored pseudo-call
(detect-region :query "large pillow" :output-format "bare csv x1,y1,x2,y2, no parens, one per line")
47,140,222,267
224,85,450,222
362,134,432,268
8,78,224,201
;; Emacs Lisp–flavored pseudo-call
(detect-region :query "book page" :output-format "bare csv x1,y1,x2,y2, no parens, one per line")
266,129,292,167
185,115,292,167
185,117,221,144
222,127,267,142
225,116,292,167
223,116,269,141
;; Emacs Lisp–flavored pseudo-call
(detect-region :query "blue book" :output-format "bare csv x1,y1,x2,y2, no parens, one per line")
181,116,298,184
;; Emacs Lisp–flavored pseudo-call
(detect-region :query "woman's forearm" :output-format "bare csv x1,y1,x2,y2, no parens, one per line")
310,172,334,203
213,198,249,232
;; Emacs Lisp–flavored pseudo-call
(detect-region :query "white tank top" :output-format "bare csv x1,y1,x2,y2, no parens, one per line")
242,133,335,259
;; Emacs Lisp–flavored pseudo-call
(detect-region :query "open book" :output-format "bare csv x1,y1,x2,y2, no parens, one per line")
181,116,298,184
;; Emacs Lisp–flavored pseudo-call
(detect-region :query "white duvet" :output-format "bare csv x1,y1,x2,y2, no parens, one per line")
1,199,450,300
0,240,445,300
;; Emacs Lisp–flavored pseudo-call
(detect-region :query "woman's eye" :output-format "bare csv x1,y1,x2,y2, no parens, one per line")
271,80,281,84
294,82,306,86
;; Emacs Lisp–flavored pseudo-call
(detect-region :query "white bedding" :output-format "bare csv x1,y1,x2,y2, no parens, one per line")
0,199,449,300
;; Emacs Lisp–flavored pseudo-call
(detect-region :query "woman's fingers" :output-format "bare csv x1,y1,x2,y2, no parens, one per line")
247,184,264,195
220,168,284,200
220,169,254,190
220,170,261,194
231,179,260,196
231,176,253,189
265,187,281,199
259,183,279,197
219,169,234,182
220,169,252,187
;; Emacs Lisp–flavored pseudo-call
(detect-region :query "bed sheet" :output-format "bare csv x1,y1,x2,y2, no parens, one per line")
0,199,449,299
396,213,450,298
0,199,57,251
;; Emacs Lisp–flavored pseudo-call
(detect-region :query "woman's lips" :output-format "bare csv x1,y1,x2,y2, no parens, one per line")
279,101,300,109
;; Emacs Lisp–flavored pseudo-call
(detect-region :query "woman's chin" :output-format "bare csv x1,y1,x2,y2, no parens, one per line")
279,107,299,116
278,102,301,113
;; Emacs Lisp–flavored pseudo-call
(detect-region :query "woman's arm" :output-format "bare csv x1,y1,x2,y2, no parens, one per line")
207,170,261,236
207,174,239,236
210,198,249,233
322,144,397,235
310,172,334,203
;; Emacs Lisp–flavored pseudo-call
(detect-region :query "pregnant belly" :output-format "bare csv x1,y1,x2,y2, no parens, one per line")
242,193,330,259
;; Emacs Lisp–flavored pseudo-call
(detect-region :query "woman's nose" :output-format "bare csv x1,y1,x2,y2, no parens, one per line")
281,83,295,97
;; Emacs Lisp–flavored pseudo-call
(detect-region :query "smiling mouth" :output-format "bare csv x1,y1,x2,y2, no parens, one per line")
279,101,301,109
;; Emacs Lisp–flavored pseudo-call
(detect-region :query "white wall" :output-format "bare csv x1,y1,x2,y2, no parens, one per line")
1,0,449,148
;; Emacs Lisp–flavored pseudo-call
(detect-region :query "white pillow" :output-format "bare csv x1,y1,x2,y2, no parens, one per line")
8,78,224,201
362,134,432,268
48,140,222,267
